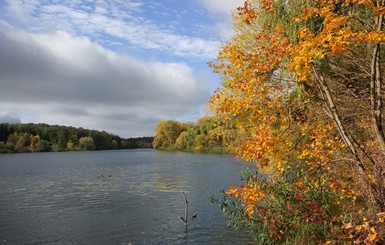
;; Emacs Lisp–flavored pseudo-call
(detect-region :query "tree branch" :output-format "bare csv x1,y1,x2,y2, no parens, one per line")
312,66,366,172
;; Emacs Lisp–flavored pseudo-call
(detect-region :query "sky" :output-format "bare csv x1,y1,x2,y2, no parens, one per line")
0,0,244,137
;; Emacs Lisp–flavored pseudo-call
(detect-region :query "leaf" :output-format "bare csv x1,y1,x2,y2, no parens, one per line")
343,222,353,229
355,225,363,231
369,232,379,242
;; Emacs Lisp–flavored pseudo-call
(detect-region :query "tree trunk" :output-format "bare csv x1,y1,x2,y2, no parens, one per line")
312,67,365,172
370,2,385,149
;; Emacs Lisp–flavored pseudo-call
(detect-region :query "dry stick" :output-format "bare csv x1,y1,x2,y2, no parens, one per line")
180,192,188,226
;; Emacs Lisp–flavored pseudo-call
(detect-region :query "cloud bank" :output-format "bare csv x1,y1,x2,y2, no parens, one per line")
0,22,210,137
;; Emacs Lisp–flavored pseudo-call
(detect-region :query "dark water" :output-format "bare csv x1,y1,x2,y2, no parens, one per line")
0,149,254,244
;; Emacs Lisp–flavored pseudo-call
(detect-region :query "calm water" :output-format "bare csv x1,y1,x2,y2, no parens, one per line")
0,149,254,244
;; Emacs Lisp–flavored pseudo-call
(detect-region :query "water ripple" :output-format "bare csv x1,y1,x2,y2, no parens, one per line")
0,150,254,244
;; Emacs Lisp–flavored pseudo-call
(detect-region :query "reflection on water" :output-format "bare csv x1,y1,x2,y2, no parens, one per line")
0,149,254,244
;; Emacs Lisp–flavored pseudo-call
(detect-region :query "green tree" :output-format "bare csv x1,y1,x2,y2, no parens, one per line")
56,129,68,151
35,140,51,152
0,141,7,153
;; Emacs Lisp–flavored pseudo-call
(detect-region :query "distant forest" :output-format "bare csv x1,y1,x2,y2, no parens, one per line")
0,123,153,153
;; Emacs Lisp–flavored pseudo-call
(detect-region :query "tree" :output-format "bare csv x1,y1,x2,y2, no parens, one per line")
79,136,96,151
35,140,51,152
153,121,189,149
175,131,187,150
209,0,385,242
0,141,6,153
5,132,32,152
288,0,385,210
30,135,40,152
67,130,78,150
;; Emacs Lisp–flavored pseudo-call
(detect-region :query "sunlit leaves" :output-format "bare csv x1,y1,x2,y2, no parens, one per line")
152,120,189,149
290,0,385,82
226,181,266,217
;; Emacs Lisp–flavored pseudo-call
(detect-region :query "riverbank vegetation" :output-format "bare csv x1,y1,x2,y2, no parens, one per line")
156,0,385,243
0,123,153,153
152,117,247,153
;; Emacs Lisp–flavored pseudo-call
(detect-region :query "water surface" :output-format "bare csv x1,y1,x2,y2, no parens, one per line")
0,149,254,244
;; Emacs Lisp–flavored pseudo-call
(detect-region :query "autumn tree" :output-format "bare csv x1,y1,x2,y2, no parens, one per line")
290,0,385,211
152,120,189,150
175,131,188,150
66,130,78,150
209,0,385,242
5,132,32,152
79,136,96,151
30,135,40,152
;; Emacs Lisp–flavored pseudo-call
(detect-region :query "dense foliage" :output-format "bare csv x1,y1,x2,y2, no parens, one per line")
152,117,248,153
206,0,385,243
0,123,153,153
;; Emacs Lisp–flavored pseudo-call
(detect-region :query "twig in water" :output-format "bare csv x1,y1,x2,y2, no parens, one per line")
180,192,188,226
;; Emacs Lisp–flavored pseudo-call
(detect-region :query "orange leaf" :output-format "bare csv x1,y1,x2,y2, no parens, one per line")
369,232,379,242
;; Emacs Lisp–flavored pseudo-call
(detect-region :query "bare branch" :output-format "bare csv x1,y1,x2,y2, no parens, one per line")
312,66,366,172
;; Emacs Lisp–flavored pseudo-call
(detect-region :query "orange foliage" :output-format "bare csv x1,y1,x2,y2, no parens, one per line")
226,181,266,217
210,0,385,240
290,0,385,82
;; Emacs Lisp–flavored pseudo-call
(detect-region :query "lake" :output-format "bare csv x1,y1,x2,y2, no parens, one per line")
0,149,254,244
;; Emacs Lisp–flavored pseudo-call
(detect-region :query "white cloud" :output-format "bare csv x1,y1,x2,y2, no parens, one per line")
196,0,244,40
197,0,244,15
0,22,210,137
4,0,220,60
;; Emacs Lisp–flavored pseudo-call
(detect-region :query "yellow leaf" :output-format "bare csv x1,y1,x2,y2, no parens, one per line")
376,212,385,223
369,232,378,242
355,225,363,231
369,227,376,234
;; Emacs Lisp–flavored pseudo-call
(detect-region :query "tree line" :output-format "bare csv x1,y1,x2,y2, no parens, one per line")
152,117,247,154
0,123,153,153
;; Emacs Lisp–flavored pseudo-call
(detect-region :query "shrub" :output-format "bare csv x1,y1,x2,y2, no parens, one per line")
214,169,340,244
